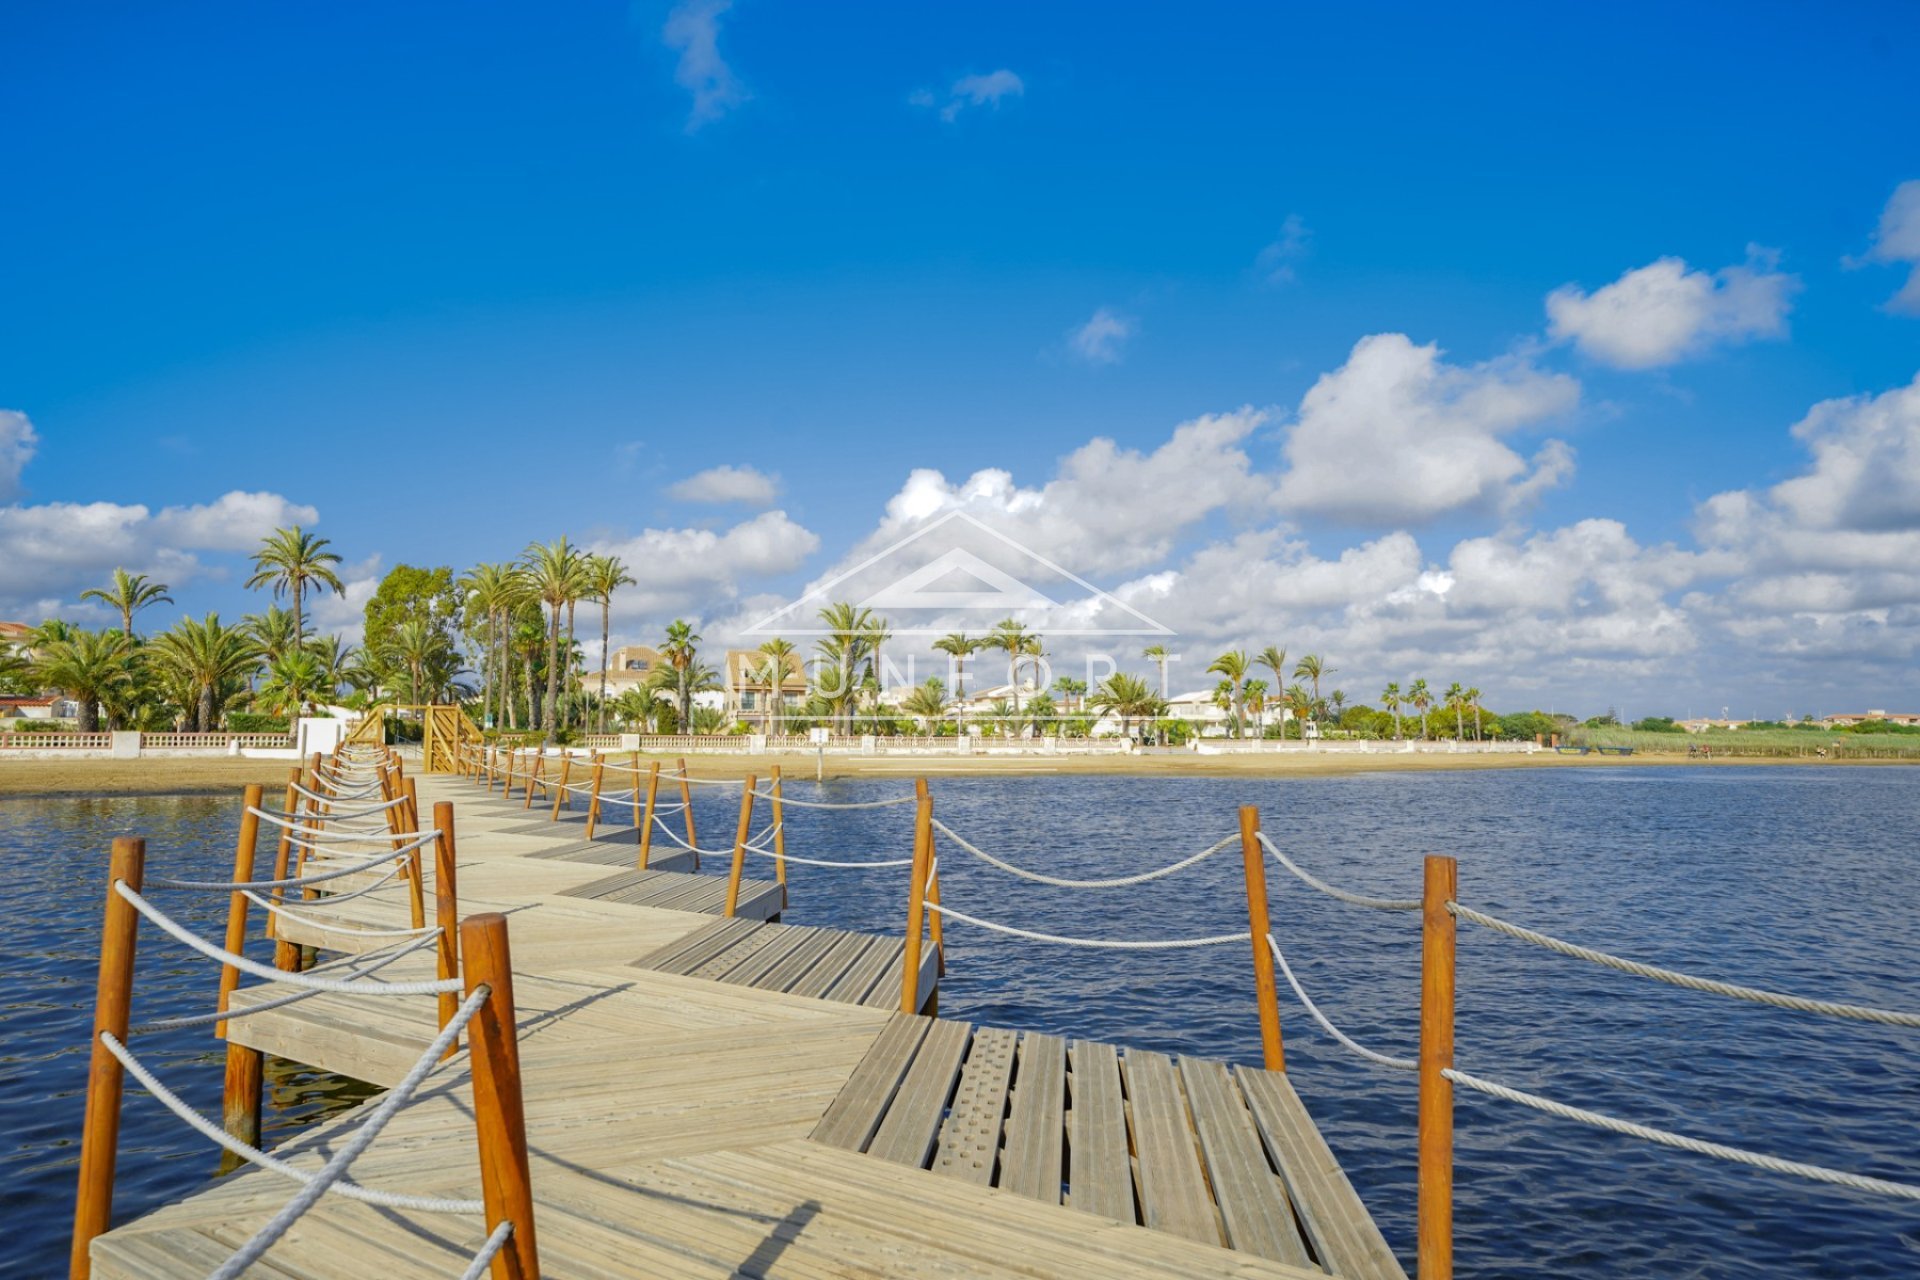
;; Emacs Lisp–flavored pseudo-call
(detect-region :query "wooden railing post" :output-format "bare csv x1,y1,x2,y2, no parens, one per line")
916,777,944,976
628,751,644,827
585,758,605,839
461,913,539,1280
433,801,462,1055
1418,854,1458,1280
403,778,427,933
1239,805,1286,1071
769,766,787,908
549,755,571,820
71,837,144,1280
264,767,299,950
216,785,264,1040
901,784,933,1014
637,761,661,868
723,775,756,917
677,758,698,868
522,752,541,808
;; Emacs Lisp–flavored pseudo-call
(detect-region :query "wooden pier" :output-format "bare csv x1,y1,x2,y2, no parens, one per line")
89,772,1406,1279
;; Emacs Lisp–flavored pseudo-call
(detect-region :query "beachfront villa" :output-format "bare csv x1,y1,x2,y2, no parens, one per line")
721,647,808,730
1820,709,1920,728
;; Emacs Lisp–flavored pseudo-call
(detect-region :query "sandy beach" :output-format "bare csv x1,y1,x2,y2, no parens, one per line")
3,747,1903,799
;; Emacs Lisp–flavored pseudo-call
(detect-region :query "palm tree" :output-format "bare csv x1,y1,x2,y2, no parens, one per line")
901,677,950,730
1329,689,1347,729
660,618,703,732
755,637,798,736
1381,682,1403,740
1207,649,1251,738
1409,678,1433,740
383,618,443,704
149,614,260,732
1256,645,1288,713
1052,676,1087,715
610,687,671,732
816,602,875,733
246,526,344,643
33,629,137,732
307,635,356,705
1244,678,1269,737
1142,644,1173,696
244,606,303,667
1293,654,1330,733
521,537,584,738
80,569,172,636
462,562,523,730
1445,682,1466,740
987,618,1038,715
1285,683,1313,738
583,554,635,732
259,650,328,718
1465,686,1484,741
933,633,980,701
1091,672,1161,740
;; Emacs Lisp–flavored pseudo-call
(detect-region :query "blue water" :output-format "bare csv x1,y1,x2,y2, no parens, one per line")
6,768,1918,1277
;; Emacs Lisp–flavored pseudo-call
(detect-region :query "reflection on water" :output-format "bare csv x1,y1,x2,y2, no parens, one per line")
6,769,1917,1279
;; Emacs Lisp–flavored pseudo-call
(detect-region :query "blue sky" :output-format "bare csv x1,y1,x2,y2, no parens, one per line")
4,2,1919,716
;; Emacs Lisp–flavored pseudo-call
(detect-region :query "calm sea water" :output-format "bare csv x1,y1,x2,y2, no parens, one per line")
5,767,1917,1278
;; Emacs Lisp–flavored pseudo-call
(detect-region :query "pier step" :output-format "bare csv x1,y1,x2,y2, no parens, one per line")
631,916,939,1012
813,1013,1407,1280
558,866,785,921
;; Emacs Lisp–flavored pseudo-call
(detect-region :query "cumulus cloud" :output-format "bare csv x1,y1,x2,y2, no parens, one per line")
588,509,819,622
663,0,746,130
1861,180,1920,314
1274,333,1580,524
1545,248,1800,368
913,68,1024,122
668,464,780,507
1068,307,1134,365
150,491,320,551
0,410,36,501
1252,214,1310,285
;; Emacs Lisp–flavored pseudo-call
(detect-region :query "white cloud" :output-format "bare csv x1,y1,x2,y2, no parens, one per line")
668,463,780,507
914,68,1025,123
1068,307,1135,365
0,410,36,501
1252,214,1310,285
663,0,746,130
1274,333,1579,524
149,491,319,551
308,555,383,643
1861,180,1920,314
587,509,819,622
1545,248,1799,369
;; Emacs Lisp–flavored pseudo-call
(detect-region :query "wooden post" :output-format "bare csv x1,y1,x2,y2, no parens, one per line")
769,766,787,908
1238,805,1286,1071
71,837,144,1280
585,758,605,840
723,776,756,917
215,785,264,1039
629,751,644,827
433,801,462,1055
1418,854,1458,1280
522,752,541,808
549,755,571,820
677,757,698,869
264,767,299,946
637,762,661,868
901,786,933,1014
462,913,540,1280
403,778,427,933
916,777,944,976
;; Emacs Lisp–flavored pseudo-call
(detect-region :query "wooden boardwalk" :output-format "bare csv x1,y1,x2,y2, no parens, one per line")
92,773,1406,1279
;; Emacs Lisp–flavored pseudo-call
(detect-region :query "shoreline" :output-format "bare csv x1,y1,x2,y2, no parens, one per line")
3,748,1912,798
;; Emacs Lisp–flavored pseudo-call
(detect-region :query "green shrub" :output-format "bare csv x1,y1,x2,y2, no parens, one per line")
226,713,290,733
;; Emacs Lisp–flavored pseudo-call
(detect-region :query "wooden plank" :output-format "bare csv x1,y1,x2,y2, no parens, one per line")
631,916,757,974
1068,1039,1134,1225
1179,1056,1313,1268
933,1025,1017,1185
1000,1031,1066,1205
789,933,881,999
682,926,789,981
713,925,818,988
868,1017,972,1168
823,935,899,1006
1124,1049,1223,1247
811,1013,935,1151
754,927,844,993
1239,1066,1409,1280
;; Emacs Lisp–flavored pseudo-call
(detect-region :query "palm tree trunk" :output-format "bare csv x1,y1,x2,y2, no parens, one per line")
292,580,303,648
543,607,562,738
598,601,611,734
564,602,578,731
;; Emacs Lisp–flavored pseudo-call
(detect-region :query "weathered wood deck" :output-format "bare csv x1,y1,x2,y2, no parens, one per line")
94,773,1406,1279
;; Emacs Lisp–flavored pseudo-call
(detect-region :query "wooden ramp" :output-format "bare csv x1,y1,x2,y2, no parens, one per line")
560,865,786,921
632,916,937,1011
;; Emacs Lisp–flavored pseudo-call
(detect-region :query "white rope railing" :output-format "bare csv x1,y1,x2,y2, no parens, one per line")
147,829,440,892
746,788,917,810
1257,833,1420,912
284,786,410,817
241,890,441,940
1444,1067,1920,1200
128,932,447,1034
458,1221,516,1280
1450,902,1920,1027
209,987,492,1280
291,860,406,906
98,1023,485,1215
246,805,400,840
1266,935,1416,1071
933,819,1237,889
117,883,463,996
926,900,1250,951
648,813,738,858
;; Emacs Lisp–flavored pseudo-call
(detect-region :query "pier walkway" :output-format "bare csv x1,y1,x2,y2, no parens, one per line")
91,773,1405,1279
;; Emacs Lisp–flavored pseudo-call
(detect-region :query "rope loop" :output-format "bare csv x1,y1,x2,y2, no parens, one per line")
1257,833,1420,912
933,819,1237,889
